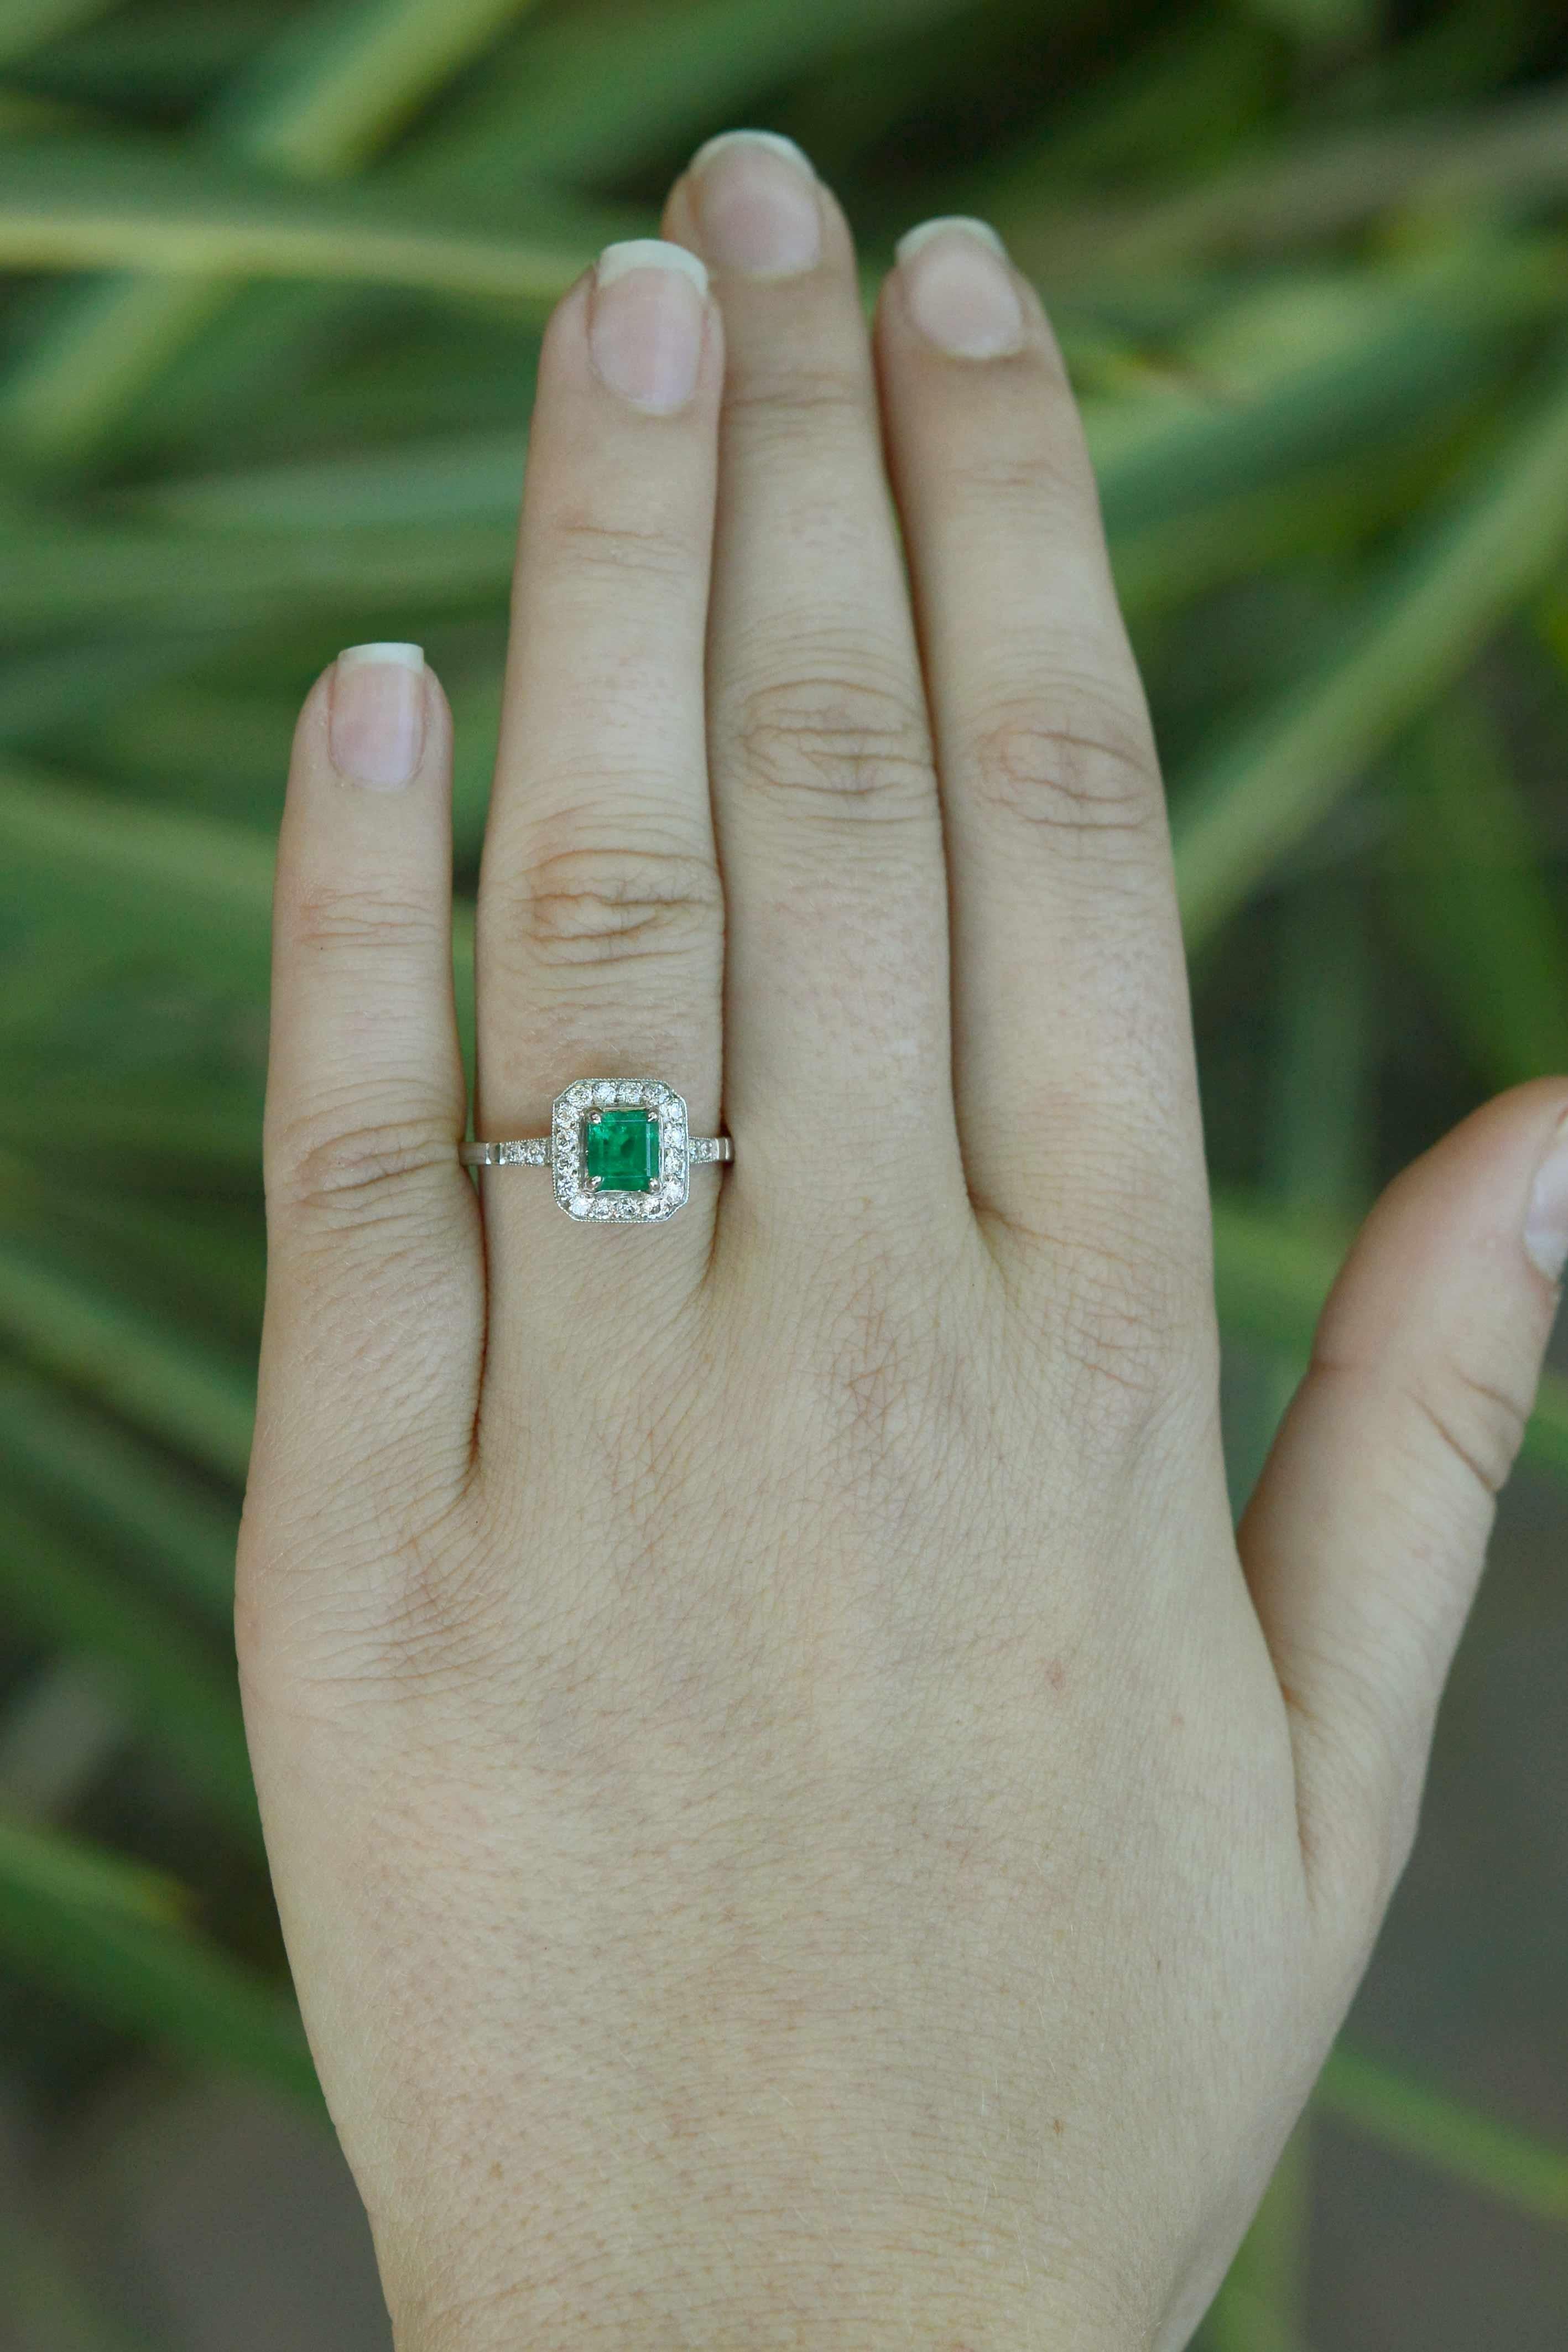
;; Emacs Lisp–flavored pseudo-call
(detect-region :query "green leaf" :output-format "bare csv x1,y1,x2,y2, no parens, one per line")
1319,2046,1568,2228
1242,0,1373,41
1092,244,1554,542
1173,345,1568,954
1015,80,1568,278
2,6,272,107
0,138,593,304
0,1492,257,1842
0,1230,256,1485
0,0,116,67
416,0,993,194
2,0,542,462
0,1812,179,1924
136,423,529,532
1226,876,1376,1512
0,753,274,932
221,0,541,183
1264,881,1376,1222
1205,2114,1314,2352
0,1365,239,1623
0,629,225,747
0,1817,320,2108
0,1657,127,1822
0,512,518,636
0,2203,158,2352
1390,690,1568,1089
0,761,476,1166
972,14,1277,210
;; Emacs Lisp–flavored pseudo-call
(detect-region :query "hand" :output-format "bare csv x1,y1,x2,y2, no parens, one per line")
237,131,1568,2351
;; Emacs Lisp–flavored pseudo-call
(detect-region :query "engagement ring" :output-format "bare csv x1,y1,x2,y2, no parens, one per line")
461,1080,731,1224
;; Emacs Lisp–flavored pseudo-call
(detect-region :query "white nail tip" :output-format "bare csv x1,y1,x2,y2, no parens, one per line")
895,216,1009,266
691,128,815,179
595,239,709,295
337,642,424,670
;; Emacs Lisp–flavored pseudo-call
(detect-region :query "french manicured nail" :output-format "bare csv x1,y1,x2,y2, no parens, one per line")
590,239,709,413
690,128,821,277
329,643,425,789
1524,1109,1568,1280
896,216,1026,359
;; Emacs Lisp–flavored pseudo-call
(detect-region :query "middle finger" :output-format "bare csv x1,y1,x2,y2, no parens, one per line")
663,135,963,1246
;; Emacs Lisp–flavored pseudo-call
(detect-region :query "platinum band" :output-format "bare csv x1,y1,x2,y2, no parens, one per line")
461,1135,732,1168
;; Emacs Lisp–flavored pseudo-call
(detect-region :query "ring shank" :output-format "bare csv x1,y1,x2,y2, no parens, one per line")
461,1135,732,1168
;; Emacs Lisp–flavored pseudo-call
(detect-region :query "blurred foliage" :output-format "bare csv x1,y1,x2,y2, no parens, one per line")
2,0,1568,2342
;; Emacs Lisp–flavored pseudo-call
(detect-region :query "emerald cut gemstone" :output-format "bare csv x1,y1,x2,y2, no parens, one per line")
584,1106,659,1193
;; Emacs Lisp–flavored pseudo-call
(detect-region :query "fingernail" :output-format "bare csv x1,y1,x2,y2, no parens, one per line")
590,239,709,413
329,643,425,789
690,128,820,278
895,216,1026,360
1524,1109,1568,1281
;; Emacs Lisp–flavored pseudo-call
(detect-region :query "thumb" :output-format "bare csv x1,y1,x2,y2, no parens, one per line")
1239,1080,1568,1939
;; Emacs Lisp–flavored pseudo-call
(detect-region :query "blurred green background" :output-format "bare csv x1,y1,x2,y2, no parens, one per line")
1,0,1567,2344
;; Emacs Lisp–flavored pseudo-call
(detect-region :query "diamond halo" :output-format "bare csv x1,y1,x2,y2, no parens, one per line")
554,1079,691,1224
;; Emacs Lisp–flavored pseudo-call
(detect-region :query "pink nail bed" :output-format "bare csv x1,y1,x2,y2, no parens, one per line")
590,241,709,413
329,642,426,789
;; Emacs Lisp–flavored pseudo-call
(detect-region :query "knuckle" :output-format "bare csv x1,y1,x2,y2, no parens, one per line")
725,358,867,433
543,503,702,592
268,1090,459,1227
1403,1356,1531,1501
821,1264,924,1466
801,1233,982,1491
731,656,931,819
286,880,444,964
371,1503,518,1690
1058,1263,1180,1418
514,834,722,973
966,687,1158,850
1041,1225,1215,1453
949,439,1086,516
239,1482,513,1714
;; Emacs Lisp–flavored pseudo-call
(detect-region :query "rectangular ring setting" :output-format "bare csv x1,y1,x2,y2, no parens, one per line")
552,1080,690,1222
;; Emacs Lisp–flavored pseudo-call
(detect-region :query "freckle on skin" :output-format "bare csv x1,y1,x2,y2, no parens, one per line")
1046,1659,1065,1693
488,2159,503,2181
1171,1711,1184,1729
1052,2117,1064,2137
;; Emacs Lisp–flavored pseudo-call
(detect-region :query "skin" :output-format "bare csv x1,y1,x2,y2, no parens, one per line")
238,139,1567,2352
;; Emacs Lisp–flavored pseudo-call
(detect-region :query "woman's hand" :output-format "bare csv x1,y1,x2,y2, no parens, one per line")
237,132,1568,2351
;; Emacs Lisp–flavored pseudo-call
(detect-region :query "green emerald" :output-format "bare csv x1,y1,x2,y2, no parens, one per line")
584,1105,659,1194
